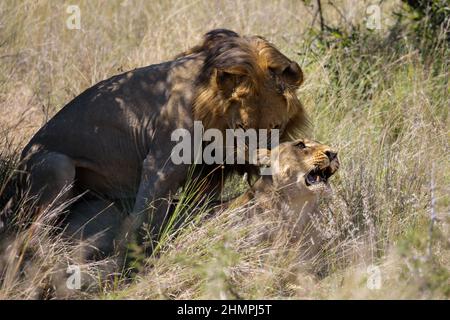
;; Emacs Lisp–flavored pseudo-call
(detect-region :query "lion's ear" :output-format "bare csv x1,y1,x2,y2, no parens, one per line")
269,61,303,88
281,61,304,88
281,61,303,87
214,69,246,96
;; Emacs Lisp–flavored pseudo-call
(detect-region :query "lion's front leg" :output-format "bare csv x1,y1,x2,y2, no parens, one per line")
121,153,189,251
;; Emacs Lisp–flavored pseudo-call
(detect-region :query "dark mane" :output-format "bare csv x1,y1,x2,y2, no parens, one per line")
179,28,309,136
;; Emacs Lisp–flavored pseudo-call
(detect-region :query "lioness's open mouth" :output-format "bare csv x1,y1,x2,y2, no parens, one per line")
305,166,334,186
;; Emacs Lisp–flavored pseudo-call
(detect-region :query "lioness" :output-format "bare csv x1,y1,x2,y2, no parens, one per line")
9,29,308,248
228,138,339,257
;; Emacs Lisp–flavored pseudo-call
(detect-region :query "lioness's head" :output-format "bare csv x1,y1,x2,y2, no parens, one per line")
256,139,340,196
184,29,307,140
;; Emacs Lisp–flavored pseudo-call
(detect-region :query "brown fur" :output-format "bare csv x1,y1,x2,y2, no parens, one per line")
178,29,308,137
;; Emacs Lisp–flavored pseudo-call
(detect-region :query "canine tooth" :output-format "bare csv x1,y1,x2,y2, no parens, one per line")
316,175,320,182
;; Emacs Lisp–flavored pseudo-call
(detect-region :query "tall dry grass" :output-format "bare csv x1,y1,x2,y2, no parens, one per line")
0,0,449,299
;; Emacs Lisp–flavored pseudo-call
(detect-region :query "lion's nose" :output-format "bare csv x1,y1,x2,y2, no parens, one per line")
325,151,337,161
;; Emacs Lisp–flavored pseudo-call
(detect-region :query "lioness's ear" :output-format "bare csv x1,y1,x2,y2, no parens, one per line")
254,148,271,167
281,61,303,88
214,69,246,97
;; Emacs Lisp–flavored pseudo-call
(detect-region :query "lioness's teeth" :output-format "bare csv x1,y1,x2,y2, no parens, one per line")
316,175,320,182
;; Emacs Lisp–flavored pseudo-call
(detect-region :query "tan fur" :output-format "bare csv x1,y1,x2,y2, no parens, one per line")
227,139,340,259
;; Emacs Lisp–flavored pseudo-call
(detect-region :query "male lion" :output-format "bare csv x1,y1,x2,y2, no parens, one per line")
8,29,307,249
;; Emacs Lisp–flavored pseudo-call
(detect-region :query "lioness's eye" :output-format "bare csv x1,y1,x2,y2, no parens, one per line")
295,141,306,149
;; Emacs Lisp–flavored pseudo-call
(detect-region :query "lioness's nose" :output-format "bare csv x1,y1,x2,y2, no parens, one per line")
325,151,337,161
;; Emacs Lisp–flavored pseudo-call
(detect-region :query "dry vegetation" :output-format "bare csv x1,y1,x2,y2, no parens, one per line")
0,0,449,299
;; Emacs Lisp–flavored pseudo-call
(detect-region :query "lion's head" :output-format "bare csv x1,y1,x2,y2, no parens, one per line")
257,138,340,197
180,29,308,140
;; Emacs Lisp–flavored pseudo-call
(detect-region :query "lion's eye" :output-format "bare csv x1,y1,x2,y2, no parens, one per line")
268,67,277,78
295,141,306,149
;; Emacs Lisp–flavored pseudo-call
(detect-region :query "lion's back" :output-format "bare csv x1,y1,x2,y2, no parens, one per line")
22,62,174,160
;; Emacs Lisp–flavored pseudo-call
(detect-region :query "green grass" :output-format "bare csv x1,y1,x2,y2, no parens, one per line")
0,0,449,299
